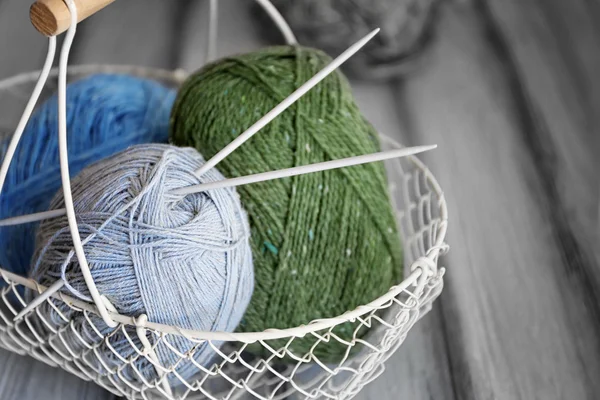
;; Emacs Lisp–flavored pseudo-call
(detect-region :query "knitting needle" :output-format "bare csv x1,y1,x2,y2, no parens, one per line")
0,209,66,227
0,144,436,229
0,144,436,227
13,278,65,321
193,28,380,177
175,145,437,195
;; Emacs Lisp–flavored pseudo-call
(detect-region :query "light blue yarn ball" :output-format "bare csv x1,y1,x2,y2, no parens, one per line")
30,144,254,381
0,74,175,277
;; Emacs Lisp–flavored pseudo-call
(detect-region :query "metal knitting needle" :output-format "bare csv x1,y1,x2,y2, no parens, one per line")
174,145,436,195
13,279,65,321
193,28,381,177
0,208,66,227
0,144,437,227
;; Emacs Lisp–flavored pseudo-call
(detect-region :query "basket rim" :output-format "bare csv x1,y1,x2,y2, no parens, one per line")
0,64,188,90
0,65,448,343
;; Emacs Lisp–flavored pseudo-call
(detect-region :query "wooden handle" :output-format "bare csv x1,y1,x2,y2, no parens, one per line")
30,0,116,36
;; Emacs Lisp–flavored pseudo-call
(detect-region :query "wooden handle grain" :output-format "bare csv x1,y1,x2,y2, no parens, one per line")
30,0,116,36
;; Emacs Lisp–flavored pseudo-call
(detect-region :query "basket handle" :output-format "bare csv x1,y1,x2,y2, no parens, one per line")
29,0,299,44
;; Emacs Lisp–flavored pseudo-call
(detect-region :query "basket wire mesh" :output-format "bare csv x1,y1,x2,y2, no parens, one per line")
0,1,448,399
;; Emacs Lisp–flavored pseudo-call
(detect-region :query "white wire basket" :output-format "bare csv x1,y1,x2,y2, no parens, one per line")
0,1,448,398
0,65,447,399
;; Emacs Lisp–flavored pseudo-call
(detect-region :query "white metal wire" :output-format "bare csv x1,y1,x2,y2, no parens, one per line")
0,37,56,198
254,0,298,45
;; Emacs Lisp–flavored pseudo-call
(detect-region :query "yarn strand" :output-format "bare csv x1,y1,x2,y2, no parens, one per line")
173,145,436,195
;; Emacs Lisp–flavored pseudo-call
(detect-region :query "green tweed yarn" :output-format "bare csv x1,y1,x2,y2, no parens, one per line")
170,46,402,361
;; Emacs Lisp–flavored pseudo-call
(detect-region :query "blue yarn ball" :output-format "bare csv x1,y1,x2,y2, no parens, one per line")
0,74,176,277
30,144,254,381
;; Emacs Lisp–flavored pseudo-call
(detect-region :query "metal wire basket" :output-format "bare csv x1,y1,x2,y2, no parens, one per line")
0,1,448,398
0,64,447,399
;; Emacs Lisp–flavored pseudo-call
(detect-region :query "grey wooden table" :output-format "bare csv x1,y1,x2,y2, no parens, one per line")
0,0,599,399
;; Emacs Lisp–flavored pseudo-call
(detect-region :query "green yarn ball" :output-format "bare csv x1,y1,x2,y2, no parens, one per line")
170,46,402,361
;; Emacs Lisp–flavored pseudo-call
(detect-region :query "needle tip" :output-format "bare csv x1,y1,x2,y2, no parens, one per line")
410,144,438,155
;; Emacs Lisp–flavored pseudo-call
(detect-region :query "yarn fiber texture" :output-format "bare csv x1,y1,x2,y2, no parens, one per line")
258,0,441,80
30,144,254,382
170,46,402,361
0,73,175,277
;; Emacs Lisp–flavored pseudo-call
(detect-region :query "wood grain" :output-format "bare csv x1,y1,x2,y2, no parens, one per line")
397,2,600,398
0,350,110,400
351,81,456,400
30,0,117,36
482,0,600,313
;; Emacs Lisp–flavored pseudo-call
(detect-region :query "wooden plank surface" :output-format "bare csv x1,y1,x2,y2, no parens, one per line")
483,0,600,316
0,352,109,400
397,2,600,399
349,81,455,400
329,79,453,399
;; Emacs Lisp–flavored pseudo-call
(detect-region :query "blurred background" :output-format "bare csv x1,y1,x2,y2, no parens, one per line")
0,0,599,399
